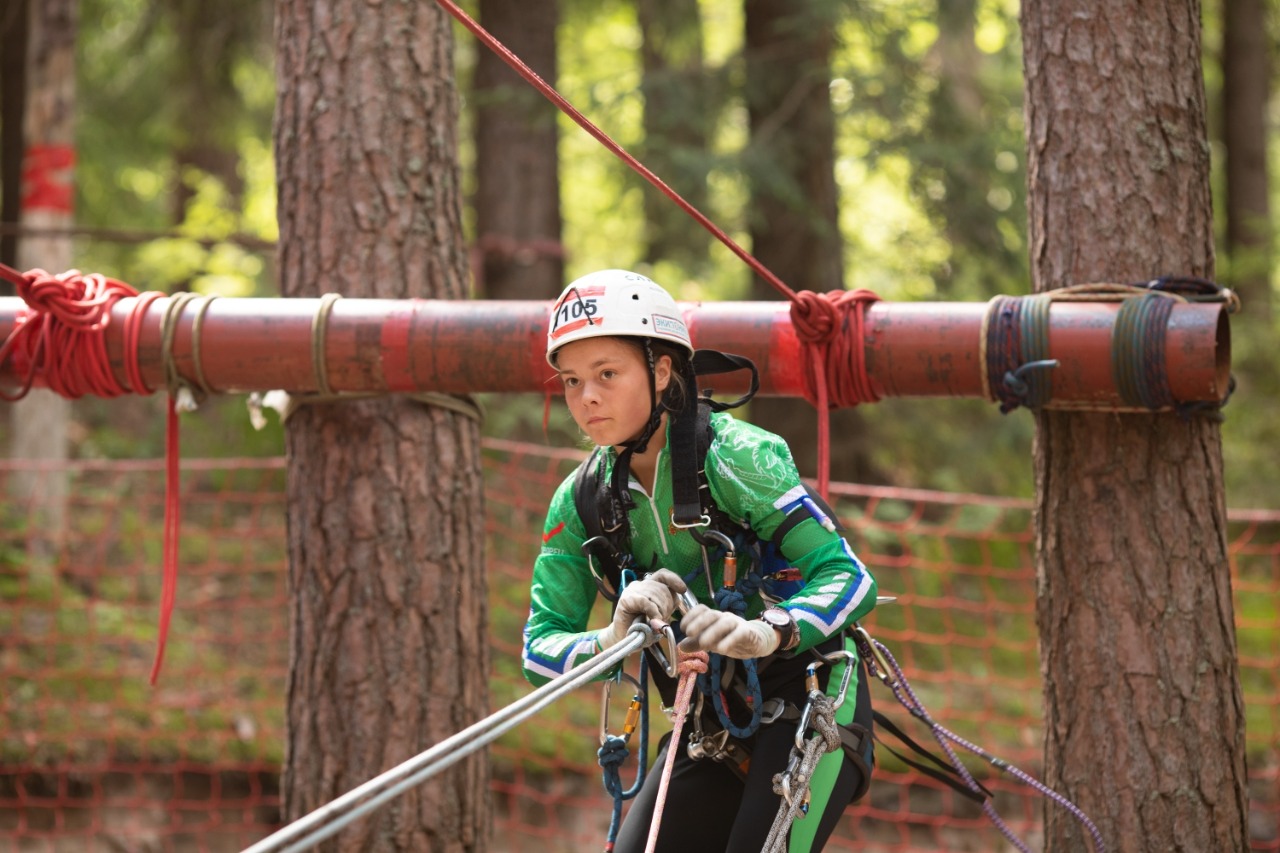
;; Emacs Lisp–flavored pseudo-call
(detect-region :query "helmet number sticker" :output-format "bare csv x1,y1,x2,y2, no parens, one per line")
550,292,600,339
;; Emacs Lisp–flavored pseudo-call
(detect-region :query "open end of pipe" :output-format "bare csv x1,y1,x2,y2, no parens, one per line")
1215,306,1232,397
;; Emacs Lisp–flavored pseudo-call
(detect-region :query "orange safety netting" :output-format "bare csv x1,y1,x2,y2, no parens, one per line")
0,442,1277,852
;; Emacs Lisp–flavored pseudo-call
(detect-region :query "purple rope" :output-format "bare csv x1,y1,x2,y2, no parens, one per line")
868,638,1106,853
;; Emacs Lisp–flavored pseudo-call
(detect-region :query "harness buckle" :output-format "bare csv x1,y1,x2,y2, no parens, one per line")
759,697,795,726
669,510,711,530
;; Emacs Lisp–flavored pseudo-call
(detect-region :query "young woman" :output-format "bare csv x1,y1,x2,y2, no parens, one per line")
523,269,878,852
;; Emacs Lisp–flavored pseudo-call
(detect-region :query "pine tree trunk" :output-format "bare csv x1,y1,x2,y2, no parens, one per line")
9,0,75,560
637,0,711,268
1222,0,1272,323
0,0,28,272
275,2,488,849
743,0,880,485
1022,3,1247,850
473,0,562,300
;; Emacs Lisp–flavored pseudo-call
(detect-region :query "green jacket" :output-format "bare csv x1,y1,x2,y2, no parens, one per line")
523,412,878,685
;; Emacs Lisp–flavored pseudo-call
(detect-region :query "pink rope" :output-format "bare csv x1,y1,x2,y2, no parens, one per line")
644,651,709,853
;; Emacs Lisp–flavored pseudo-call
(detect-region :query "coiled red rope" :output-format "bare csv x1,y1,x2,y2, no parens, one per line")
789,289,882,496
433,0,881,497
0,262,181,685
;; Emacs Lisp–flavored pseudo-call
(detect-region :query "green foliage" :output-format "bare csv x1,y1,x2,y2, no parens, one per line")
6,0,1275,774
60,0,1277,504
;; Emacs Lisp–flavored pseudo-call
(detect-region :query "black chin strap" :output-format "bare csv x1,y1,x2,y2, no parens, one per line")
602,347,760,536
603,340,665,529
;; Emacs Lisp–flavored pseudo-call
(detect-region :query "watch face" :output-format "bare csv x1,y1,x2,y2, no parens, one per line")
764,609,789,627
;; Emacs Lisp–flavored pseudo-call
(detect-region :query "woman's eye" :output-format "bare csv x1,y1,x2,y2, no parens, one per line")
562,376,580,388
600,370,616,381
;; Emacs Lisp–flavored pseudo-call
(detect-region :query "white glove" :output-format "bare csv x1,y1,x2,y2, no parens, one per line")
596,569,688,648
677,604,779,659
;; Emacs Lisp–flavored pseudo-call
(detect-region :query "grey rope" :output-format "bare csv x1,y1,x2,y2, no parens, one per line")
240,625,654,853
761,691,841,853
312,293,342,396
249,389,486,426
156,292,221,412
188,294,219,398
159,292,202,411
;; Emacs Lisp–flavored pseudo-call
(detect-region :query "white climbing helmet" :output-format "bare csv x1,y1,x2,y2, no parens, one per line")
546,269,693,366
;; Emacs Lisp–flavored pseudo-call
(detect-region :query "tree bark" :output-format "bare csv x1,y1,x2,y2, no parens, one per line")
743,0,881,485
473,0,562,300
1022,3,1247,851
275,2,488,850
1221,0,1271,323
8,0,75,558
637,0,711,268
0,0,28,273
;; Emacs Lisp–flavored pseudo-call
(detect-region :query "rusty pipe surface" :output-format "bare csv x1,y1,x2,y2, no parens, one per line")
0,297,1231,406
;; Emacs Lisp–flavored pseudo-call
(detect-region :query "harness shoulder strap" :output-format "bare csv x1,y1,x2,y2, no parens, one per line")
573,448,628,594
670,350,758,526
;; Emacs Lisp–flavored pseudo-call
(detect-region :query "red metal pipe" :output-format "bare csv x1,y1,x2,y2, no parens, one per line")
0,296,1230,406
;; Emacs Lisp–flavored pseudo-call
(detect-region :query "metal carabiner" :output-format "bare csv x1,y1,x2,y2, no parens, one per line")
644,622,680,679
814,648,860,710
777,749,804,805
851,625,898,688
693,528,737,589
582,536,623,602
599,671,644,746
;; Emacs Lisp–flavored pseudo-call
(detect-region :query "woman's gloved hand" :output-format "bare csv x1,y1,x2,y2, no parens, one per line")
596,569,688,649
677,604,779,659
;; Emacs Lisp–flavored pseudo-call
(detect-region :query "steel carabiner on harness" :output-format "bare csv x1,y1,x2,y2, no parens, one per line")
599,671,645,746
582,535,634,603
850,624,898,688
644,622,681,679
692,527,737,589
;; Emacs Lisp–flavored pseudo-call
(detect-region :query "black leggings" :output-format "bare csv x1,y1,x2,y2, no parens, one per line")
611,717,864,853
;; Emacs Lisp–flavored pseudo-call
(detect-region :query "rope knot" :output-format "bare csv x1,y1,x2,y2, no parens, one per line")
784,288,881,498
16,269,124,330
678,650,709,676
789,290,841,344
598,734,631,800
714,587,747,617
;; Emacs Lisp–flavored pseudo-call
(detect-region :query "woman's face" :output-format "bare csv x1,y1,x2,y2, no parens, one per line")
555,336,671,449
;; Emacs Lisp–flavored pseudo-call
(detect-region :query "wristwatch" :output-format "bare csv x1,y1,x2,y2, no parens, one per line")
761,608,799,652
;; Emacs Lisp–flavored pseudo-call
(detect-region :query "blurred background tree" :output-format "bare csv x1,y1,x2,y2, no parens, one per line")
1,0,1275,508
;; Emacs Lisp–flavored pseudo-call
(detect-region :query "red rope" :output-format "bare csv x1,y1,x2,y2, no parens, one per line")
435,0,883,497
645,650,708,853
0,263,181,685
789,290,882,497
433,0,799,300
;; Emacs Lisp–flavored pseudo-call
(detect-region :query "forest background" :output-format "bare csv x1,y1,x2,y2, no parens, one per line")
0,0,1276,504
0,1,1275,849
